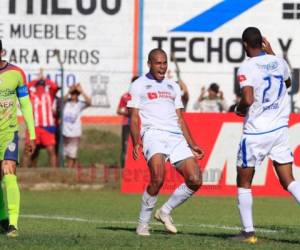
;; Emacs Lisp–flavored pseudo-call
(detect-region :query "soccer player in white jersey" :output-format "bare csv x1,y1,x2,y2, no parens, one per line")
128,48,204,236
233,27,300,243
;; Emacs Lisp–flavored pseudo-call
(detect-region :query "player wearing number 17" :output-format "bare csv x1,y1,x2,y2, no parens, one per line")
233,27,300,243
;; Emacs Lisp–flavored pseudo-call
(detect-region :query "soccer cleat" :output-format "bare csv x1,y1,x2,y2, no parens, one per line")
136,223,150,236
6,225,18,237
231,231,257,244
154,209,177,234
0,219,9,234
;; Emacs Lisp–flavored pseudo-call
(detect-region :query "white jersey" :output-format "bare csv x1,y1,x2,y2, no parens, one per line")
237,53,291,134
127,73,184,136
63,101,87,137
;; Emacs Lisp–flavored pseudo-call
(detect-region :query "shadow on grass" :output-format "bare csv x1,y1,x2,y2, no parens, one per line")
256,224,300,245
97,225,300,245
259,236,300,245
97,226,230,239
256,224,300,232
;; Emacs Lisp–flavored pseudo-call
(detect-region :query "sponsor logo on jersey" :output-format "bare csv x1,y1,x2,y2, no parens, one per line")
263,102,279,111
238,75,247,83
158,91,175,100
256,61,278,71
0,99,14,109
147,92,158,100
0,89,15,97
8,142,16,152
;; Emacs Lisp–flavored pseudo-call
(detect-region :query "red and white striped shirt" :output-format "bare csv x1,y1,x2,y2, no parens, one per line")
28,79,58,127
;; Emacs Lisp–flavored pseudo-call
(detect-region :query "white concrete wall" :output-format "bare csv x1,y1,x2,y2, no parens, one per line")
0,0,299,115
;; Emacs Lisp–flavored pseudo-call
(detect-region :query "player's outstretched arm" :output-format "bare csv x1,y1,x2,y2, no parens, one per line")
130,108,141,160
176,109,204,160
18,85,36,154
235,86,253,117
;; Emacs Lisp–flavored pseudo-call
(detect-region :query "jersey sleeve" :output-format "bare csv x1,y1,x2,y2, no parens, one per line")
237,63,254,88
16,68,36,140
174,82,184,109
281,58,291,81
127,81,141,109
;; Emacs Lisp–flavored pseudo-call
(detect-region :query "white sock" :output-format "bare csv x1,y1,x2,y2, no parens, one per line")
161,183,194,214
237,188,254,232
138,190,158,225
287,181,300,204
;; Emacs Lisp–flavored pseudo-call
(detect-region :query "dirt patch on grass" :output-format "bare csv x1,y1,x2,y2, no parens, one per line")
17,166,122,191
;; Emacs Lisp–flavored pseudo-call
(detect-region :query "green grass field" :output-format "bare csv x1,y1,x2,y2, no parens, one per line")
0,188,300,249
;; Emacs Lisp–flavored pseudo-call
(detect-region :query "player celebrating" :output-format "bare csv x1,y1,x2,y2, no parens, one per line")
0,40,36,237
128,48,204,236
233,27,300,243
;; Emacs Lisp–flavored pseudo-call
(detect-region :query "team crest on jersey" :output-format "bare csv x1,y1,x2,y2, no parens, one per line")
8,142,16,152
167,84,173,90
238,75,247,83
147,92,158,100
145,84,152,89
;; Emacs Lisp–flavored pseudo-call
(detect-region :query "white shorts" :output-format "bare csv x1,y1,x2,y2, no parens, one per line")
237,127,293,168
63,136,80,159
142,129,194,165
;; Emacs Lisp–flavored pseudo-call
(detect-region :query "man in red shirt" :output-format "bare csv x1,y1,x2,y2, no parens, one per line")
22,69,58,168
116,76,139,168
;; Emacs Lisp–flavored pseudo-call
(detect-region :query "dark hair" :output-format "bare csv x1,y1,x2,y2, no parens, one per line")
242,27,262,49
70,89,80,95
148,48,167,62
209,83,219,93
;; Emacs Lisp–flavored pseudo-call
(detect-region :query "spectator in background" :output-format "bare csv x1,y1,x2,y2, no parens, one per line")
117,75,139,168
63,83,91,168
193,83,227,112
21,69,58,168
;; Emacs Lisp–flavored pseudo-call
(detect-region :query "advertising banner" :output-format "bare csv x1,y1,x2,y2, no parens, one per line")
0,0,134,116
121,113,300,196
1,1,299,116
142,0,300,112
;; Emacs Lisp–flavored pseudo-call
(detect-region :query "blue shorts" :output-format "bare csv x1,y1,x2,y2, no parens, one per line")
0,131,19,163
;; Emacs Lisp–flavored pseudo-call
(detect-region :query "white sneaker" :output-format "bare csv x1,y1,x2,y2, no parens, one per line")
154,209,177,234
136,223,150,236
